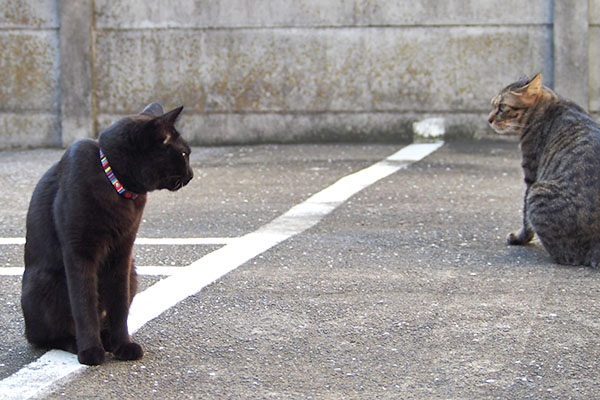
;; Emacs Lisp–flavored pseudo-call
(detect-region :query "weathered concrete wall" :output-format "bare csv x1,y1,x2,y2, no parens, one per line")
590,0,600,119
0,0,596,147
0,0,60,148
93,0,554,145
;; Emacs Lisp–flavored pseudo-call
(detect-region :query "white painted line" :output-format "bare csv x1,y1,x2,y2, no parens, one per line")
0,238,25,245
129,142,442,334
0,142,443,399
134,237,236,245
0,237,235,246
135,266,182,276
0,268,24,276
0,350,82,400
387,141,444,162
0,266,182,277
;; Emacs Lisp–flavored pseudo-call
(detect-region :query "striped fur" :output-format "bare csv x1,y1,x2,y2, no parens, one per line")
489,74,600,266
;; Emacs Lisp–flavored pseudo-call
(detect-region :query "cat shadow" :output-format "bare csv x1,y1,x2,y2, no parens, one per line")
496,241,600,272
501,243,549,265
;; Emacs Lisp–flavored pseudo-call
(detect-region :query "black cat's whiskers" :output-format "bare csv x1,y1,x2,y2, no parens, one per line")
162,174,190,191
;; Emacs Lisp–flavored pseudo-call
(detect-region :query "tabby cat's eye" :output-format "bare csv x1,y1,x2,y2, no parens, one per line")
499,103,507,112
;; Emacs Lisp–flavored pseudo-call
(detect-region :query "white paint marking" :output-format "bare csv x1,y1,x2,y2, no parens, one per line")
0,238,25,245
134,237,235,245
0,268,24,276
387,142,444,162
0,142,443,399
0,237,234,246
135,266,183,276
0,351,82,400
412,117,445,139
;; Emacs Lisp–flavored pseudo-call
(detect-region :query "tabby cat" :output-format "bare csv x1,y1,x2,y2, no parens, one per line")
488,73,600,266
22,103,193,365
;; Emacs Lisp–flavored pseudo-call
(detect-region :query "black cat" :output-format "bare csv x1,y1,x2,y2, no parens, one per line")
21,103,193,365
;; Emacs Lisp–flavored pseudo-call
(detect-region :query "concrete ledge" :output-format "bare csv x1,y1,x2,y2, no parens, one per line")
0,113,60,148
97,112,489,145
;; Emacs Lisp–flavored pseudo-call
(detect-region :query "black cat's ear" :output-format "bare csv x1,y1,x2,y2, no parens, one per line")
155,106,183,144
159,106,183,126
141,102,164,117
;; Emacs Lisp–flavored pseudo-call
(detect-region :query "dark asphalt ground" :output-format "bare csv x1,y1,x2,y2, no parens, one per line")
1,139,600,399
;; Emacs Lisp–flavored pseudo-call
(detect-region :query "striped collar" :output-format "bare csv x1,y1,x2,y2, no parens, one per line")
99,148,139,200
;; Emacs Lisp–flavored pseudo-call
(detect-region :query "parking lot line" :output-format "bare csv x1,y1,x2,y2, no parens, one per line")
0,238,24,245
0,142,443,400
134,237,236,245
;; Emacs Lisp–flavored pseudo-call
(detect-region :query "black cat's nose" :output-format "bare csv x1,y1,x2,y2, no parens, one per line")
184,168,193,186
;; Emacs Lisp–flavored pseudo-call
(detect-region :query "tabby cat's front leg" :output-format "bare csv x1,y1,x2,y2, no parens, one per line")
508,185,535,245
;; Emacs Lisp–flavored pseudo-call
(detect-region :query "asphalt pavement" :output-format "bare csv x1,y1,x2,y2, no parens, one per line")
1,138,600,399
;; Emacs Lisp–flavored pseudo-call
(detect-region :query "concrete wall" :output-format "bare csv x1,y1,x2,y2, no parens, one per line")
0,0,595,148
0,0,60,147
591,0,600,118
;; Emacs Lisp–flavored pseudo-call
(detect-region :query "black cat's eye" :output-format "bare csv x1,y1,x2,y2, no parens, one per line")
182,152,188,158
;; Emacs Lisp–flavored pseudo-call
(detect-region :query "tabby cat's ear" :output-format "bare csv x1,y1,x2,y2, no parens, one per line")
510,73,542,104
141,102,164,117
524,73,542,94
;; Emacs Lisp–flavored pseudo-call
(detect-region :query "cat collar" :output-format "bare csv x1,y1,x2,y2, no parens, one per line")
99,149,139,200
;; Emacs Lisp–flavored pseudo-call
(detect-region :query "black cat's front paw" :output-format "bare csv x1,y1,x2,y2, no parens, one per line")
507,230,534,245
78,346,106,366
113,342,144,361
